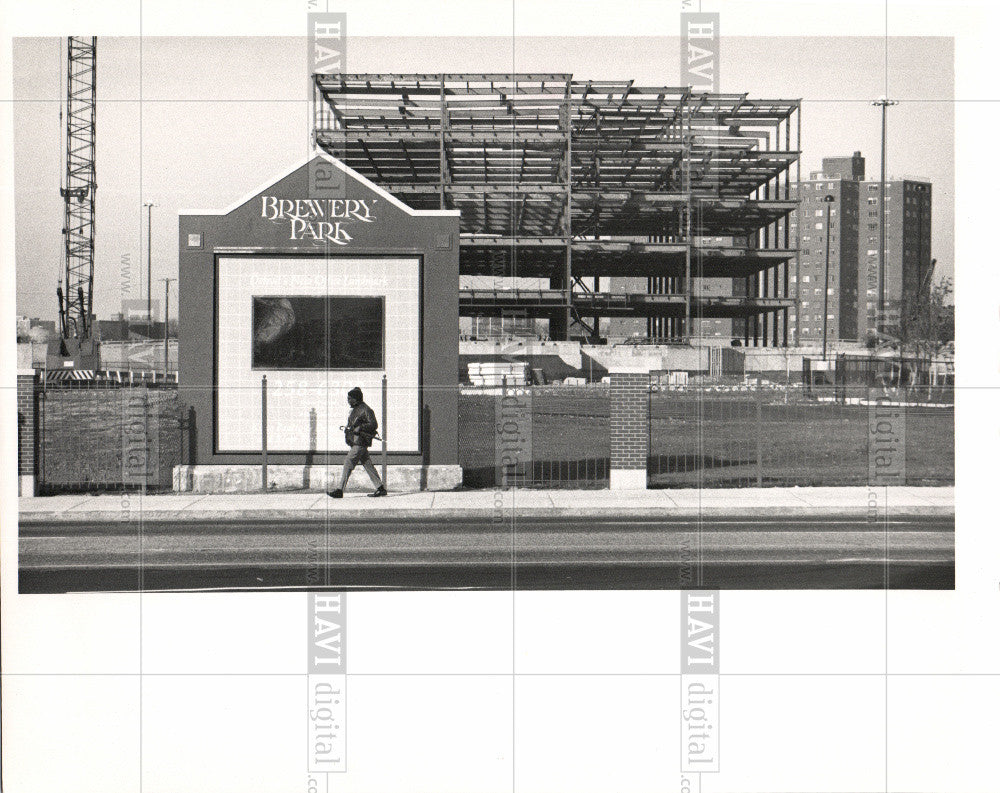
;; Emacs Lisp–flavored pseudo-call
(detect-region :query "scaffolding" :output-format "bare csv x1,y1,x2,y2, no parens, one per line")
313,73,801,345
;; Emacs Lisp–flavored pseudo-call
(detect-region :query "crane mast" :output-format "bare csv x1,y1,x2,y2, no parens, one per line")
51,36,99,369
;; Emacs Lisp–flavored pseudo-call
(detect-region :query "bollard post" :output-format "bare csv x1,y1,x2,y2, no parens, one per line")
261,374,268,492
755,375,763,487
381,374,388,490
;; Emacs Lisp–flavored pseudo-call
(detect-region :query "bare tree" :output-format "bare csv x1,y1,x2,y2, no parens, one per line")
885,276,954,398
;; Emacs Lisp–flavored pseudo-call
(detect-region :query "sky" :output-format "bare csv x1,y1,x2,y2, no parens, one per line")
12,34,954,322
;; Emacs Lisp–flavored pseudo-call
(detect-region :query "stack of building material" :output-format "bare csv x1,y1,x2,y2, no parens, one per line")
467,361,530,387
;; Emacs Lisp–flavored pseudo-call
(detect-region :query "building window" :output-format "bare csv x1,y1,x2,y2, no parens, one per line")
814,222,823,229
802,275,810,283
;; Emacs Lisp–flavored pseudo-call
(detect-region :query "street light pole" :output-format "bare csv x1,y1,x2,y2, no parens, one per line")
144,201,156,332
822,194,835,361
872,98,897,333
159,277,176,376
915,184,928,305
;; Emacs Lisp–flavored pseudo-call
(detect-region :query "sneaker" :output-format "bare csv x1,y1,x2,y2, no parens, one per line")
328,488,344,498
368,485,387,498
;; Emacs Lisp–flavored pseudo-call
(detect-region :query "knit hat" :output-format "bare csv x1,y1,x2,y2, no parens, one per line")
347,387,364,401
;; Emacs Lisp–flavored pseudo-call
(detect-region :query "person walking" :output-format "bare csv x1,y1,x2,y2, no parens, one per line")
328,387,387,498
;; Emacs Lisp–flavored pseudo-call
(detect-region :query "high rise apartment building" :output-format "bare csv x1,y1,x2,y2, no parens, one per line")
789,152,931,343
857,178,933,336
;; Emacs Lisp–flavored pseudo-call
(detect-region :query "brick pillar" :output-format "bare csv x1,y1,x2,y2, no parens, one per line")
609,369,649,489
17,370,38,497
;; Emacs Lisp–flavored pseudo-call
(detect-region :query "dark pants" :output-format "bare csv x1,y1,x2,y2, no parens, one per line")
340,445,382,489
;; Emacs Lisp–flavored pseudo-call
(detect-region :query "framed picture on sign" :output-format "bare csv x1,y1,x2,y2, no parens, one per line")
251,295,384,369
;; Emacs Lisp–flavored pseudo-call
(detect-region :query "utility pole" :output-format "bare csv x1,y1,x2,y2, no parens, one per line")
144,201,156,332
914,183,929,305
822,194,835,360
159,277,176,375
872,98,897,333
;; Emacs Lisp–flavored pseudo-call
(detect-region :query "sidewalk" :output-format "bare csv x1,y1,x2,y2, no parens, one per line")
18,486,955,523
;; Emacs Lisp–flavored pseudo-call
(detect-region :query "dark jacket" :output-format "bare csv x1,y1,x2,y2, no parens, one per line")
345,402,378,448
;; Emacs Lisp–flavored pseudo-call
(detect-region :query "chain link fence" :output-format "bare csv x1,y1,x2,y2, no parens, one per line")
36,380,183,493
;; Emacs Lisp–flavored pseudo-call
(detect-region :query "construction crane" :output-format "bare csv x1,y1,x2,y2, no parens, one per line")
48,36,100,371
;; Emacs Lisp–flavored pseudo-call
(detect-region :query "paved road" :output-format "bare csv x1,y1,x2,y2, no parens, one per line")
19,515,954,593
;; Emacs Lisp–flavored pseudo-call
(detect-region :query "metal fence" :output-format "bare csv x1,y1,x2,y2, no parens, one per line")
36,380,184,493
804,354,954,404
97,339,178,372
459,382,953,490
649,384,953,488
31,379,953,494
458,386,610,489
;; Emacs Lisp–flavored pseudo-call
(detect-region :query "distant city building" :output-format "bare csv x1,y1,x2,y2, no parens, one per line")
790,159,862,343
789,152,932,343
96,316,177,342
16,316,56,340
820,151,866,182
857,177,932,336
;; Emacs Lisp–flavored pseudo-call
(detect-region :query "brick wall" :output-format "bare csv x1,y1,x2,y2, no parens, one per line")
610,372,649,470
17,373,37,478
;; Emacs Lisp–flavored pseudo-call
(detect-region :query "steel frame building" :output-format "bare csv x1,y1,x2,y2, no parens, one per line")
313,73,801,345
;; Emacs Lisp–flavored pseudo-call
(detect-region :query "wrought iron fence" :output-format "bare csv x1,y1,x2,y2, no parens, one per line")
649,383,953,488
30,378,954,494
458,386,610,489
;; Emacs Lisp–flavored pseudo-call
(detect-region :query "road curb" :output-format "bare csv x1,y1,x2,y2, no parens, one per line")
18,505,956,523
